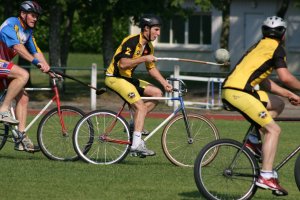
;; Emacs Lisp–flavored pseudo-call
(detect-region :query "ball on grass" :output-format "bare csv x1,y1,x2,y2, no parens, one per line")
214,48,230,63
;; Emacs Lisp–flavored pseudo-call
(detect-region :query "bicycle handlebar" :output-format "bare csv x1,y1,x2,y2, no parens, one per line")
166,78,187,95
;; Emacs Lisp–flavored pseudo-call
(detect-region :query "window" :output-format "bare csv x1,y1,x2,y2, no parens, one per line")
158,14,211,45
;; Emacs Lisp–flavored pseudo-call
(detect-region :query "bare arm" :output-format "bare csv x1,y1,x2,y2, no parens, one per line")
13,44,50,73
148,67,172,92
119,55,157,70
276,68,300,90
13,44,35,63
261,78,300,105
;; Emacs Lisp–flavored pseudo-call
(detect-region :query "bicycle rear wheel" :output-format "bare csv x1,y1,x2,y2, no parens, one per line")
162,114,219,167
73,110,131,165
295,153,300,190
194,139,259,200
37,106,86,161
0,123,9,150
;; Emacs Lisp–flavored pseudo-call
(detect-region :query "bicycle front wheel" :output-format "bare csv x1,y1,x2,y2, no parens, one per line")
37,106,86,161
295,153,300,190
194,139,259,200
162,114,219,167
0,123,9,150
73,110,131,165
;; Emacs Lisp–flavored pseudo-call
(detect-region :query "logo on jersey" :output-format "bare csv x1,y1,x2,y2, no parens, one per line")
128,92,135,98
232,95,240,100
125,47,132,55
258,111,267,119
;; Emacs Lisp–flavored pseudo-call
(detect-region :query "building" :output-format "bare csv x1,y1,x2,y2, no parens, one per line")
130,0,300,74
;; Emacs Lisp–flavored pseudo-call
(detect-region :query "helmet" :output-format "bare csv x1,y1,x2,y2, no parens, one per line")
139,14,162,29
262,16,287,39
20,1,43,15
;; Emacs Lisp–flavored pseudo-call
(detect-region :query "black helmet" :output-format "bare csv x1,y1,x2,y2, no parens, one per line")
20,1,43,15
139,14,162,29
262,16,287,39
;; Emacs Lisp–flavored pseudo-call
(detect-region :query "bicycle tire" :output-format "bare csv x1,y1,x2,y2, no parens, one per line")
295,153,300,191
73,110,131,165
161,113,219,167
194,139,259,200
37,106,86,161
0,123,9,150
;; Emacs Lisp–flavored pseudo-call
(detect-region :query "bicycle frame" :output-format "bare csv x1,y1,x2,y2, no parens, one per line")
100,86,193,145
141,95,192,142
8,77,68,136
275,145,300,171
100,95,191,145
226,122,300,175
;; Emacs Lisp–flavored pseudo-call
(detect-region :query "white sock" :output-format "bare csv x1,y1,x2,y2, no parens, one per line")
260,170,273,179
131,131,142,149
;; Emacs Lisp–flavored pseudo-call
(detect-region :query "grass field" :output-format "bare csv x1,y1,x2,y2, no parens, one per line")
0,118,299,200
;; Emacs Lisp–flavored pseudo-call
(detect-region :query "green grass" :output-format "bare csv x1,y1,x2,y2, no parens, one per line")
0,118,299,200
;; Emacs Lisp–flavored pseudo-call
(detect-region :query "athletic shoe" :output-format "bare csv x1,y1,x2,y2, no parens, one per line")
14,136,40,153
130,140,155,156
245,139,262,159
256,175,288,196
141,129,150,136
0,111,19,125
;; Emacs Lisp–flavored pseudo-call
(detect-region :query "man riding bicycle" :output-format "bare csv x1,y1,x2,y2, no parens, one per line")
0,1,50,152
105,14,173,157
222,16,300,195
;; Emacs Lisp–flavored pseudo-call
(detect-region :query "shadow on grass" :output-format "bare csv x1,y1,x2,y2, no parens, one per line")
178,191,203,199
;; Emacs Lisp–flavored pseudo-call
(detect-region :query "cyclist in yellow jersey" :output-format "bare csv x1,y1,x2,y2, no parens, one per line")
105,14,173,157
222,16,300,195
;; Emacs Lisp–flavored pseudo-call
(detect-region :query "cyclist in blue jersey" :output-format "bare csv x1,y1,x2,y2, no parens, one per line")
0,1,50,152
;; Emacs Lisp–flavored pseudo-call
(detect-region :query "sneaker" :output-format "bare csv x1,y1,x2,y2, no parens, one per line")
141,129,150,136
245,139,262,159
130,140,155,156
0,111,19,125
14,136,40,153
256,175,288,196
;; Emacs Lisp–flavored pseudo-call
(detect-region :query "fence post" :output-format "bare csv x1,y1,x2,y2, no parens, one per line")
91,63,97,110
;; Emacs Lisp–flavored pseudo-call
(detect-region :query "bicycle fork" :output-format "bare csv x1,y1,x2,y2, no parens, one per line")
179,97,193,144
52,80,68,136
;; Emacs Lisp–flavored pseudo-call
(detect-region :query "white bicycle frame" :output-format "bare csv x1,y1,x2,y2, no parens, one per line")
9,88,52,134
131,94,191,142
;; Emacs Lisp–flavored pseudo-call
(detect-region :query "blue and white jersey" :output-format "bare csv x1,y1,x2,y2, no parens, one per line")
0,17,41,61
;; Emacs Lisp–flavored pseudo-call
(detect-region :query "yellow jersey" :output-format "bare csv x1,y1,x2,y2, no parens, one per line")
106,33,156,78
222,37,287,92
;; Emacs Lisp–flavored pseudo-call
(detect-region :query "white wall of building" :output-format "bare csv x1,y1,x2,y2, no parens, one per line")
129,0,300,74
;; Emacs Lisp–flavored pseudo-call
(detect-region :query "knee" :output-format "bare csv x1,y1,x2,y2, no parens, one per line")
268,123,281,136
134,101,147,113
151,88,163,97
21,71,29,83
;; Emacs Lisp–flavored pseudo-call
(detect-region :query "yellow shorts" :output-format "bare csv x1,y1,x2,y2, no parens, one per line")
222,88,273,127
105,76,149,104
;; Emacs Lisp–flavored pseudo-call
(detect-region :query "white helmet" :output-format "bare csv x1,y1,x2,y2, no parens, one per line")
262,16,287,39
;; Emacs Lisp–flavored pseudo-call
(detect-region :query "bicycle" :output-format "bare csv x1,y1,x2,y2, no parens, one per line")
0,70,87,161
73,77,220,166
194,119,300,199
